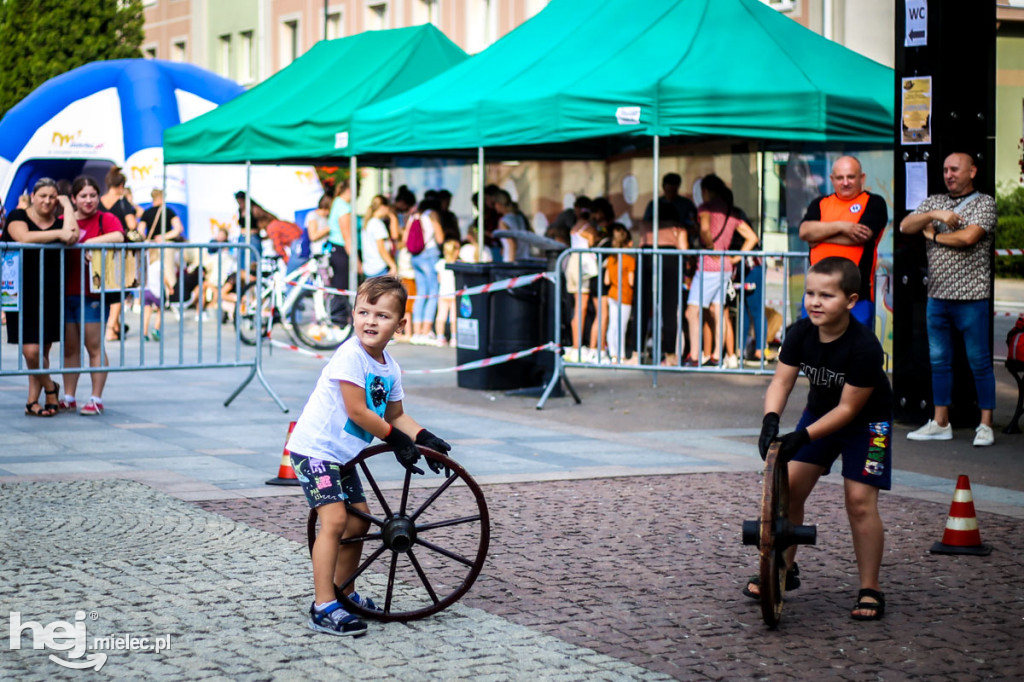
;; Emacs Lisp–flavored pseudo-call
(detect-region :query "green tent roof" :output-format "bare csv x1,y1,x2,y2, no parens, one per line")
343,0,893,156
163,25,467,164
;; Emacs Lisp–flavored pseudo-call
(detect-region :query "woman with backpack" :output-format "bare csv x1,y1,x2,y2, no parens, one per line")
403,191,445,344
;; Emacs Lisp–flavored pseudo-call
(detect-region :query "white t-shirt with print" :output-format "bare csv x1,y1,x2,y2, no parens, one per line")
287,337,405,464
361,216,391,276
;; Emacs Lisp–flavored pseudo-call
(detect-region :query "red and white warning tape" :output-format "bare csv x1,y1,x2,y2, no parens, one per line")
286,272,553,300
268,338,558,374
995,249,1024,256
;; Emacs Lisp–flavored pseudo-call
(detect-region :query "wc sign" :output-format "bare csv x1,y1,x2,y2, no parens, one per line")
8,610,172,671
905,0,927,48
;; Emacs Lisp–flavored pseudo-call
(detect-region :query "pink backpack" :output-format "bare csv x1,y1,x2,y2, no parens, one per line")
406,217,425,255
1008,314,1024,363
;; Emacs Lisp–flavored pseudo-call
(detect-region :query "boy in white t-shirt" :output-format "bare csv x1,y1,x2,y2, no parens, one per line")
286,276,452,637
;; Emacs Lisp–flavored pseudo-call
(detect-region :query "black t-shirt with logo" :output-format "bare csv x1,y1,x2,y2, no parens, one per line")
779,317,892,423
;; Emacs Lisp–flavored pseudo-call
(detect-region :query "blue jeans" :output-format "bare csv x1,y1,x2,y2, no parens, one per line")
740,265,765,352
926,298,995,410
411,247,440,324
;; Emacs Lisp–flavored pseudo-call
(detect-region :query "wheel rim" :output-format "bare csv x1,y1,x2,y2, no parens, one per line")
758,442,787,628
306,444,490,622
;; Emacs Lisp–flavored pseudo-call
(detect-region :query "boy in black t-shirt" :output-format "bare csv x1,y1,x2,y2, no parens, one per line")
743,257,892,621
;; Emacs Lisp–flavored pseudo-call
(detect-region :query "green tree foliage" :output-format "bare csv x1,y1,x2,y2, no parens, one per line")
0,0,144,118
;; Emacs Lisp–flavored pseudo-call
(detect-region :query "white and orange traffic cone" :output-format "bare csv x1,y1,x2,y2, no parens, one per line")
265,421,301,487
929,475,993,556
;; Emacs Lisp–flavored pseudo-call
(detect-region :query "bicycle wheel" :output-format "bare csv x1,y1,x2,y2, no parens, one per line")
235,281,270,346
289,288,352,350
306,445,490,622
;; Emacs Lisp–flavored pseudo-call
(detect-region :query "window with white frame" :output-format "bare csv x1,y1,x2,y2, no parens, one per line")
466,0,497,53
366,2,388,31
143,44,157,59
219,34,232,78
326,10,344,39
239,31,254,83
760,0,796,11
171,39,187,62
281,19,300,67
525,0,548,19
414,0,439,25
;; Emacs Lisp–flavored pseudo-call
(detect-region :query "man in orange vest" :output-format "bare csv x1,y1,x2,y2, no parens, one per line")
798,156,889,326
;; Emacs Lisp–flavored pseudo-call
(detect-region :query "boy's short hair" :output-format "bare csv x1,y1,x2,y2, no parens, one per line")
358,276,408,315
808,256,861,297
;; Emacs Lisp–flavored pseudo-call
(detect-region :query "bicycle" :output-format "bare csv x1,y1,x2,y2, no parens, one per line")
235,252,353,350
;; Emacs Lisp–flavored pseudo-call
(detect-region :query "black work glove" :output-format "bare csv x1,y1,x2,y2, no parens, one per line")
416,429,452,475
776,428,810,461
385,426,423,476
759,412,780,461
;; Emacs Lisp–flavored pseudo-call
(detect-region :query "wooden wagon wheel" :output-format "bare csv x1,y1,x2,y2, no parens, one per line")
742,442,816,628
306,444,490,622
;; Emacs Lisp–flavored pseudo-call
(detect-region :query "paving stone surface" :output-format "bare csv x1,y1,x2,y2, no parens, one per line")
200,473,1024,680
0,479,669,681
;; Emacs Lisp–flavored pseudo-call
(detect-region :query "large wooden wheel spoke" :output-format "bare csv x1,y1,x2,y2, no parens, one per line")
307,444,490,621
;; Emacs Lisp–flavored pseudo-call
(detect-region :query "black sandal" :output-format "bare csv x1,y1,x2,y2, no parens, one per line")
25,402,56,418
742,563,800,599
851,588,885,621
43,382,60,413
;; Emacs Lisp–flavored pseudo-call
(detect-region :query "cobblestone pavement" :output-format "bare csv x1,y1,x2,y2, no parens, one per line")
0,480,670,681
200,473,1024,680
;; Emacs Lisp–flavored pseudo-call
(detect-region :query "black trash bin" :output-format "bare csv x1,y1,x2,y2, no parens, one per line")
450,259,550,390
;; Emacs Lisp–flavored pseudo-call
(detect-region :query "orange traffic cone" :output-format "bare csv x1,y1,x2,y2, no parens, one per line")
929,475,992,556
266,421,301,487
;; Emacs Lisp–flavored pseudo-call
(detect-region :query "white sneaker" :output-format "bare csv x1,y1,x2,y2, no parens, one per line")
723,354,739,369
564,347,581,363
907,420,953,441
582,347,598,363
973,424,994,447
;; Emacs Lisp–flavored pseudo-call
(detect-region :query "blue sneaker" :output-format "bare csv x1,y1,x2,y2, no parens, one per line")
308,602,367,637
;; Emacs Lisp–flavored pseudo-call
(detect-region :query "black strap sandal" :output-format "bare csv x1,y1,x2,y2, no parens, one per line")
43,382,60,413
742,562,800,599
25,402,56,418
851,588,885,621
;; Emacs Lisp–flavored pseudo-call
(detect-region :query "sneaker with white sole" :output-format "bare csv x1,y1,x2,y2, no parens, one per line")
79,399,103,416
308,602,367,637
723,354,740,369
907,419,952,441
973,424,994,447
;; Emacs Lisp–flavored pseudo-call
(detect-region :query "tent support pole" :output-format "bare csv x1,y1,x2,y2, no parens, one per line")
477,146,485,263
651,134,660,387
349,155,358,308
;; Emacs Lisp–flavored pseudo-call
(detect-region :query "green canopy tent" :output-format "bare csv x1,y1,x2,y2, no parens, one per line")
163,24,467,164
341,0,893,157
162,24,468,298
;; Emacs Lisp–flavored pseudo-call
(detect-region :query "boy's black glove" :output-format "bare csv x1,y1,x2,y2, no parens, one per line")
777,428,810,461
759,412,780,460
385,426,423,476
416,429,452,475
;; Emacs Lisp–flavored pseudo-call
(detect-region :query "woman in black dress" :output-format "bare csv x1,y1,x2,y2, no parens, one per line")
3,178,79,416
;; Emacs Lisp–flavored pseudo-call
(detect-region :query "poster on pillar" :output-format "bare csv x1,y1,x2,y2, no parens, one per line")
901,76,932,145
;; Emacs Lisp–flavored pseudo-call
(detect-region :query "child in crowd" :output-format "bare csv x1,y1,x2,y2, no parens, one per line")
459,225,492,264
602,224,636,361
434,240,461,346
286,276,453,636
743,256,892,621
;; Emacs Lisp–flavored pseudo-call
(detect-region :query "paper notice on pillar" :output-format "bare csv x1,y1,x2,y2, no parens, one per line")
334,131,349,149
905,162,928,210
615,107,641,126
905,0,927,47
901,77,931,145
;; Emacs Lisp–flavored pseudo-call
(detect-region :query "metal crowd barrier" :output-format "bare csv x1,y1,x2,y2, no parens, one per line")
0,241,285,411
537,246,818,407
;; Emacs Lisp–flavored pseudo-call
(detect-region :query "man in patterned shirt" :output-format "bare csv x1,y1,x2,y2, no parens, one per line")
899,152,998,447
